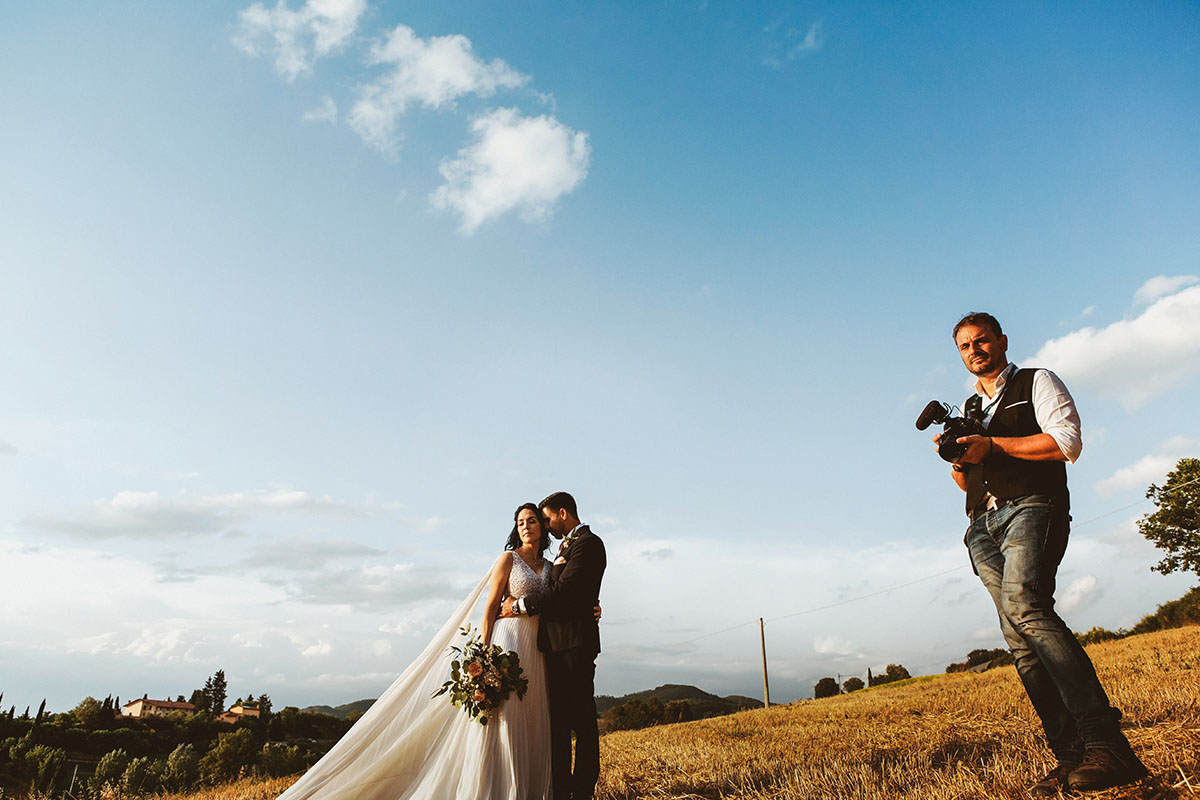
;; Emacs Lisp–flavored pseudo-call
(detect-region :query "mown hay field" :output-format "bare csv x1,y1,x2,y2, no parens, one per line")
598,626,1199,800
166,626,1199,800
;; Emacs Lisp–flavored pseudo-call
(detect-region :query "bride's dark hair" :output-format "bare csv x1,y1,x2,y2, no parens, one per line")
506,502,551,554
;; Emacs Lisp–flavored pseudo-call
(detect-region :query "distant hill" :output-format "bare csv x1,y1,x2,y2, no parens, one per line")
300,699,376,719
595,684,761,719
304,686,760,723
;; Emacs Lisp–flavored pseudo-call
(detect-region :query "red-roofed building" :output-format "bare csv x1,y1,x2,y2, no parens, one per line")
122,697,196,718
217,703,261,724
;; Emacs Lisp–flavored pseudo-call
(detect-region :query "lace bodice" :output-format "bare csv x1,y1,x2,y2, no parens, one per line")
508,551,550,600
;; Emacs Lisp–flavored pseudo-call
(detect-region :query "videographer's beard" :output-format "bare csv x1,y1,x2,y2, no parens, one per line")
966,352,1005,377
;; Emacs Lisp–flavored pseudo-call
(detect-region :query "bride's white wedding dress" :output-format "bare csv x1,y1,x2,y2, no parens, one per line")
277,552,552,800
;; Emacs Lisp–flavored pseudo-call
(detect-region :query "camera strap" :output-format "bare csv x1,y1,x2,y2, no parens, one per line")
975,365,1020,423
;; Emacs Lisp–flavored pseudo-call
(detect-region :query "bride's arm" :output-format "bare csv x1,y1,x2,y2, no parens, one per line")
480,553,514,647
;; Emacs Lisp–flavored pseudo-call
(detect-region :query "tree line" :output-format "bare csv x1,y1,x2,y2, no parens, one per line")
814,663,912,699
0,670,353,798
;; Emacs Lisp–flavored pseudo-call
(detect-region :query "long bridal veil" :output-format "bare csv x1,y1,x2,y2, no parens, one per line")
277,575,499,800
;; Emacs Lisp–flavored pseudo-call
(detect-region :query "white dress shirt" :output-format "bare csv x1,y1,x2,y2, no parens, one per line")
976,363,1082,463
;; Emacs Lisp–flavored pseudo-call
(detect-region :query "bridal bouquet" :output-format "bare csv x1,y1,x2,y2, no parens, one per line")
433,625,528,725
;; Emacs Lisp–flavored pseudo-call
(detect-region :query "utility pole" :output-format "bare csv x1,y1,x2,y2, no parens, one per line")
759,618,770,707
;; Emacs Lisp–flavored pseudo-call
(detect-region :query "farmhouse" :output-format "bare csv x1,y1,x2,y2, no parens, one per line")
218,703,261,724
122,697,196,718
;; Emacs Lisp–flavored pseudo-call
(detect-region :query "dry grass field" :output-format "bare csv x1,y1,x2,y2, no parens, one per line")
161,626,1199,800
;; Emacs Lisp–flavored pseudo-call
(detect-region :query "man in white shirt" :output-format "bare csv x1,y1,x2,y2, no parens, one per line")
945,312,1146,795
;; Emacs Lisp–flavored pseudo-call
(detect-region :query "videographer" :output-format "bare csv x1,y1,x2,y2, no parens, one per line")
940,312,1146,795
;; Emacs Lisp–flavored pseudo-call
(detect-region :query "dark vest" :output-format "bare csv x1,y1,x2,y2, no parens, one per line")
963,367,1069,517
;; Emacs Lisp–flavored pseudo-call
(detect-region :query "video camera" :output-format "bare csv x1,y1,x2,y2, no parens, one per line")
915,400,985,463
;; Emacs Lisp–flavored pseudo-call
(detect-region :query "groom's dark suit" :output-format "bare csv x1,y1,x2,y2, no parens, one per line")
524,526,606,800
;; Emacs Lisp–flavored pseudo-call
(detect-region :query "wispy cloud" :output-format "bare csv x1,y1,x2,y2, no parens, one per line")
234,0,366,81
1029,284,1200,409
268,562,468,610
26,488,361,540
813,634,859,658
1096,436,1200,495
764,21,824,67
1058,575,1101,614
0,440,16,455
430,108,590,233
1133,274,1198,306
303,96,338,124
349,25,529,157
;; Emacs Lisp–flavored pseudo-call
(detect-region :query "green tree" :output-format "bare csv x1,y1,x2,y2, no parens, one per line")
204,670,229,717
163,743,201,791
71,696,107,728
189,688,209,715
813,677,840,698
946,647,1014,672
1138,458,1200,576
122,755,162,796
92,748,131,791
199,727,258,784
842,676,865,693
1076,626,1123,646
663,699,692,723
258,742,306,777
258,693,273,721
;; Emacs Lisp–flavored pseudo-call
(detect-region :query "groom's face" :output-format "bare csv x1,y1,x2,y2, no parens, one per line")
541,507,570,538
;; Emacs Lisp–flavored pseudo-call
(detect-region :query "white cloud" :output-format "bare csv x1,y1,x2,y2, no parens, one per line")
303,96,338,124
0,440,16,455
1028,285,1200,409
349,25,528,157
430,107,590,233
1058,575,1100,614
763,20,824,67
1134,274,1198,306
27,488,360,540
301,640,334,657
813,634,857,656
234,0,366,81
792,22,825,57
270,562,468,610
1096,436,1200,495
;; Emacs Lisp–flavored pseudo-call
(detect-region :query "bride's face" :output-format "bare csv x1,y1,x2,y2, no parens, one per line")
516,508,543,549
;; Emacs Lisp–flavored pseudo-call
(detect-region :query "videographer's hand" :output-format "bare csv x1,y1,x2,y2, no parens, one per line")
956,434,994,464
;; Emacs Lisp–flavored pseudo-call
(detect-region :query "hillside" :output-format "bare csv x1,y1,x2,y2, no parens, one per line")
299,698,375,720
595,683,761,718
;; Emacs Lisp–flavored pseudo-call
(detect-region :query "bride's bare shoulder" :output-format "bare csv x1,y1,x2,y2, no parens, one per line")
489,550,516,574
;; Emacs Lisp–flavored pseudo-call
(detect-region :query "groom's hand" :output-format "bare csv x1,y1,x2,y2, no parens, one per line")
498,597,518,618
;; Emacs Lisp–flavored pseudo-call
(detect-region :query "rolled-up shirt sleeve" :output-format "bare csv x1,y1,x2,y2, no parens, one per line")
1032,369,1082,463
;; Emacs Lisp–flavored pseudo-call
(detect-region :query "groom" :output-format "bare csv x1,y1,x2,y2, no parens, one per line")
502,491,606,800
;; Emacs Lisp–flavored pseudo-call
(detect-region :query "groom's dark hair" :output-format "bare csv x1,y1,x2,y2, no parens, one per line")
539,491,578,521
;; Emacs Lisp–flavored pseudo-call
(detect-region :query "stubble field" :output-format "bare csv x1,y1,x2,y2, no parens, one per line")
165,626,1200,800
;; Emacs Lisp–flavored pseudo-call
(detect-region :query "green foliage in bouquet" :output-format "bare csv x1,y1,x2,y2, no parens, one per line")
433,625,529,725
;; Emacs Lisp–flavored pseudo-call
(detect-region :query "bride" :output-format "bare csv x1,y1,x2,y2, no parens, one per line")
276,503,564,800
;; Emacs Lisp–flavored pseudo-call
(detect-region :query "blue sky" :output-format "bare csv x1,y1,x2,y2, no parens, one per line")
2,1,1199,712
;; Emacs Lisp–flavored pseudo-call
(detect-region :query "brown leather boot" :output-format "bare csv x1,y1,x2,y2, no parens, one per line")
1067,746,1148,791
1030,761,1080,795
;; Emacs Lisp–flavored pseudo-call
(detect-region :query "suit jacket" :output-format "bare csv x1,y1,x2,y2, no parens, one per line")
525,525,606,655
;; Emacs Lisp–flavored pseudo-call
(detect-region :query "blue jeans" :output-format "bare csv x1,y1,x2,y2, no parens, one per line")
965,494,1127,761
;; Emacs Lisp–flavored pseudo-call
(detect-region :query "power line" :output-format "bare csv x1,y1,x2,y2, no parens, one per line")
667,468,1200,648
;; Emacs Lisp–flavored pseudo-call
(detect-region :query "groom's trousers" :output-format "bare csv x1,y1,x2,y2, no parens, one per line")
546,645,600,800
